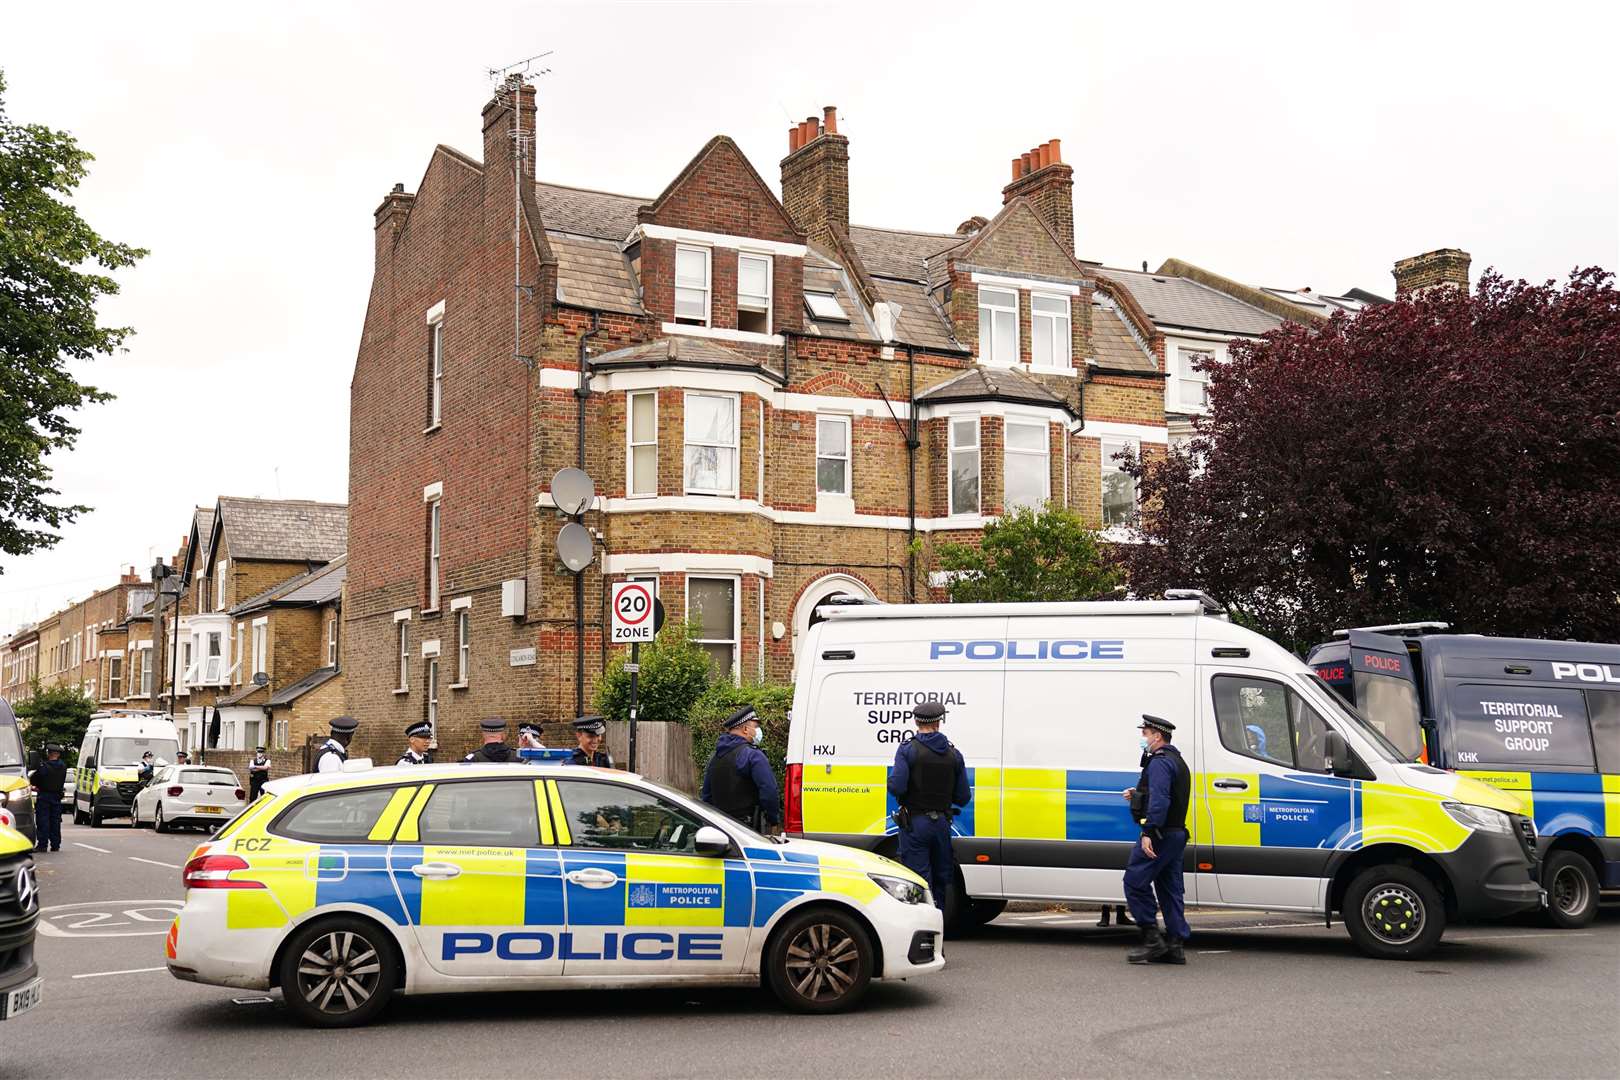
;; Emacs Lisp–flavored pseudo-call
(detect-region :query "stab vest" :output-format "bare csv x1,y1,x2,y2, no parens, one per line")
1134,746,1191,831
466,742,515,763
705,744,760,822
903,739,956,813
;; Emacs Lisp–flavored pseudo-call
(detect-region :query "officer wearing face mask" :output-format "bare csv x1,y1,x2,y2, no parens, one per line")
700,706,781,833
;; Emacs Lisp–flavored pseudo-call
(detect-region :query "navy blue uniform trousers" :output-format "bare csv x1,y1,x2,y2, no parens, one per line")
898,812,953,911
1122,828,1190,940
35,794,62,851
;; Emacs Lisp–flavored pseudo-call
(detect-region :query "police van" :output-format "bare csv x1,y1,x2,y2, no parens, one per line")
73,712,180,827
0,699,36,844
1308,626,1620,928
166,762,943,1026
785,599,1543,960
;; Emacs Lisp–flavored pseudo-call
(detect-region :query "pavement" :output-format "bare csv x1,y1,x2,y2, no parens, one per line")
6,816,1618,1080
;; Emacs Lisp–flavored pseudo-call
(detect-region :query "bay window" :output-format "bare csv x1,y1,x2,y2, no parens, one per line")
948,417,981,516
688,576,739,682
1101,436,1141,528
628,390,658,497
684,392,738,496
1004,419,1050,512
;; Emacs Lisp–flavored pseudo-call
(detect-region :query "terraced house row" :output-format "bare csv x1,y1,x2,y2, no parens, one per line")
344,82,1470,759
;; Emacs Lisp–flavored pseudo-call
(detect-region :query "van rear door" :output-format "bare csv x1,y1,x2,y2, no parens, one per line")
1345,631,1425,762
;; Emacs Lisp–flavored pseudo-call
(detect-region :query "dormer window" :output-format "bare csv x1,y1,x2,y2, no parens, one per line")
978,286,1018,365
737,253,772,334
675,245,711,327
805,292,849,323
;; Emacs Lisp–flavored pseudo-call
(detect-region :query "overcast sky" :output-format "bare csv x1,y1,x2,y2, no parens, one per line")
2,0,1616,636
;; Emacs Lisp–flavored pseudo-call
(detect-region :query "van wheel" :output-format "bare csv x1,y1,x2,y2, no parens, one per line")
1541,850,1599,929
766,908,875,1014
278,917,398,1028
1343,864,1445,960
73,803,87,826
967,899,1008,927
89,800,104,828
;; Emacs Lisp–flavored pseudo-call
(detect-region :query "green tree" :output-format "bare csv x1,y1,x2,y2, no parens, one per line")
935,504,1123,603
0,70,146,561
13,681,95,763
686,682,795,796
595,620,713,726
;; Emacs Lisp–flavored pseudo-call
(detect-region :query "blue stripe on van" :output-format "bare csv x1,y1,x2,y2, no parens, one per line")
1065,770,1139,843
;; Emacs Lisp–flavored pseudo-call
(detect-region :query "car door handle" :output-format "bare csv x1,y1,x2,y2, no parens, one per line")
410,862,462,880
1212,779,1249,791
566,868,620,889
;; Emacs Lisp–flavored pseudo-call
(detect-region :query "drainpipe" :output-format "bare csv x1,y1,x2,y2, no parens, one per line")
905,344,918,602
575,313,602,719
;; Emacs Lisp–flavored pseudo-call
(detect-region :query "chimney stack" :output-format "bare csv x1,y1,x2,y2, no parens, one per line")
481,75,538,182
373,181,415,263
1002,139,1075,255
781,105,849,248
1392,248,1471,296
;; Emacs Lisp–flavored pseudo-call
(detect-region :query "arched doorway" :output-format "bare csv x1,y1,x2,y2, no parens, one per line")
791,573,877,661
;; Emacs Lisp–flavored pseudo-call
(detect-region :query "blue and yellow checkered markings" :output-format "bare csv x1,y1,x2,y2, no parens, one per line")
388,845,425,924
525,849,565,926
724,862,752,927
1527,771,1605,836
313,845,408,925
1064,770,1139,843
752,864,822,927
561,851,627,926
624,853,731,927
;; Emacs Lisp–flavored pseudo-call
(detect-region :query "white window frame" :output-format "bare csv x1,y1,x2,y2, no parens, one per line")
426,496,442,612
139,647,153,697
686,574,741,686
736,252,773,335
1101,435,1142,528
275,717,289,752
948,415,981,517
327,615,338,667
107,654,122,700
396,619,410,694
425,657,439,736
251,617,268,681
1174,346,1214,412
428,316,445,429
977,286,1019,366
627,390,658,498
1004,417,1051,513
454,608,470,688
683,391,740,497
215,558,227,611
1031,292,1073,371
234,623,245,685
674,244,712,327
815,414,852,496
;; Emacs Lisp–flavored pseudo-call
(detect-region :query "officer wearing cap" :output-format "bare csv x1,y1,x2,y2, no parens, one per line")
397,722,434,766
315,716,358,773
517,722,546,750
1120,714,1192,965
888,700,970,911
29,743,67,853
247,745,271,800
464,717,517,763
568,716,615,768
700,706,781,832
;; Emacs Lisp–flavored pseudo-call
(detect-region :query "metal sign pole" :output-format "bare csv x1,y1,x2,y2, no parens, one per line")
627,642,640,772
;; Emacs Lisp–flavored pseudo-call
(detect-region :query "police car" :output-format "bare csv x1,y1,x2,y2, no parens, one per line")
166,763,944,1026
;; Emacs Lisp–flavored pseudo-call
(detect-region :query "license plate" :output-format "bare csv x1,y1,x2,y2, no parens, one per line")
194,806,223,814
2,977,42,1020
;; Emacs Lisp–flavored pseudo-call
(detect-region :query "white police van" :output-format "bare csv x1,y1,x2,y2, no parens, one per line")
784,599,1543,959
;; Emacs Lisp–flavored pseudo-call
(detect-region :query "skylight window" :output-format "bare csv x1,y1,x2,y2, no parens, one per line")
805,292,850,323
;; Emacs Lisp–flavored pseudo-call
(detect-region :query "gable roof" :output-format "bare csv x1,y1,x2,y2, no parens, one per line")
917,365,1076,416
181,505,215,583
637,137,802,243
1101,266,1285,337
952,197,1092,282
211,497,347,567
230,556,347,617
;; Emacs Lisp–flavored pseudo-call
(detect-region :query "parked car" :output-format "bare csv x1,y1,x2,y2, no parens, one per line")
131,765,245,832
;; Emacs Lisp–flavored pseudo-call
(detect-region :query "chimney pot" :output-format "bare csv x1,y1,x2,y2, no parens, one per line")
1048,138,1062,164
789,125,801,152
1020,152,1033,175
1010,158,1022,182
822,106,837,134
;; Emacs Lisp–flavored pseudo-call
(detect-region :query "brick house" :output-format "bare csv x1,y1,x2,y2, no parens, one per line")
345,85,1166,761
0,627,38,705
0,570,146,707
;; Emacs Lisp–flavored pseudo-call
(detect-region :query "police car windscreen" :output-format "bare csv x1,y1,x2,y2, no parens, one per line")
1448,683,1595,769
102,737,180,766
0,723,21,768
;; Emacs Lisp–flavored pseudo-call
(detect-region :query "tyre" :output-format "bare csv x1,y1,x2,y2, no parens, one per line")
967,898,1008,927
129,802,140,828
89,799,103,828
765,907,875,1014
1343,864,1446,960
278,917,398,1028
154,803,168,834
1541,850,1599,929
73,802,87,826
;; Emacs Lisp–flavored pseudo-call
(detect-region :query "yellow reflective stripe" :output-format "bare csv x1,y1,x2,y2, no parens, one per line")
1001,768,1065,840
1199,771,1260,847
1602,774,1620,837
367,786,419,841
395,784,435,843
1460,770,1533,818
546,780,571,845
802,765,887,835
419,846,525,926
535,780,554,846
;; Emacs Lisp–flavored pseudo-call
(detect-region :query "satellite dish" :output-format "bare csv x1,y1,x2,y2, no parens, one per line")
556,521,595,573
551,468,595,517
253,672,269,687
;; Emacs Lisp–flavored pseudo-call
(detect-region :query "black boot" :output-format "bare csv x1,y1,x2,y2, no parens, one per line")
1116,906,1134,926
1096,907,1112,927
1126,926,1165,964
1152,936,1186,965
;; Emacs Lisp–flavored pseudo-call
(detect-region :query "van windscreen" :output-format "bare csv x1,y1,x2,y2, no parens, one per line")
0,723,21,768
1353,672,1424,761
102,737,180,767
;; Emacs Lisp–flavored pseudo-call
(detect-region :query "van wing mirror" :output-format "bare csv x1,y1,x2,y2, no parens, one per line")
1323,731,1353,777
27,749,41,771
694,825,731,857
84,756,97,770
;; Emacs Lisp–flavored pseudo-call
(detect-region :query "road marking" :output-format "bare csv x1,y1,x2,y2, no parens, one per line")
1446,931,1594,942
36,900,184,938
74,843,111,853
1197,950,1232,954
128,857,181,869
1205,921,1326,932
71,966,167,980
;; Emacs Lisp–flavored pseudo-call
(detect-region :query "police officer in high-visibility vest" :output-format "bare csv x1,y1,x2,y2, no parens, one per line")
700,706,781,832
464,717,517,762
1121,714,1192,965
29,743,67,853
314,716,358,773
568,716,615,768
888,700,970,911
396,721,434,765
247,746,270,800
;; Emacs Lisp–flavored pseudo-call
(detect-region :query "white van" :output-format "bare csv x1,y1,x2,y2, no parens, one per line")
74,712,180,827
783,600,1543,959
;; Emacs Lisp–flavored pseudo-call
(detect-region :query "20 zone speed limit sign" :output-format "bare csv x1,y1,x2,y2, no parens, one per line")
612,581,656,643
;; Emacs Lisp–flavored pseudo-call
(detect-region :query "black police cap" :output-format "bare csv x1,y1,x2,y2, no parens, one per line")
44,743,63,753
912,700,946,721
330,715,359,734
518,722,542,736
722,706,758,730
573,715,607,735
1139,714,1176,735
479,716,508,733
405,721,433,740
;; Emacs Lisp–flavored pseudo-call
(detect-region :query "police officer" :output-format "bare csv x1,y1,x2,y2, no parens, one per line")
314,716,358,773
176,751,191,766
247,746,271,800
517,722,546,750
29,743,67,853
700,706,781,832
1120,714,1192,965
464,717,517,762
568,716,615,768
396,721,434,765
888,700,970,911
138,750,157,786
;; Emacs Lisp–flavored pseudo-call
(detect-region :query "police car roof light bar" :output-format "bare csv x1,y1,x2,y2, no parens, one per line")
1330,621,1451,638
1163,589,1228,617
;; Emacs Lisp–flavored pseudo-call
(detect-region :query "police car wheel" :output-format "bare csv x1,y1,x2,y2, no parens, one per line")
766,908,874,1014
1343,865,1445,960
154,804,168,833
278,917,398,1028
1541,850,1598,929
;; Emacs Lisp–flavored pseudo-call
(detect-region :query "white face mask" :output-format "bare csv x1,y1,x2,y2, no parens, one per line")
751,726,764,746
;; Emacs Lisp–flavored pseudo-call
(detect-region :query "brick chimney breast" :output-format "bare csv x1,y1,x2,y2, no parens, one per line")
482,76,538,181
1002,139,1074,255
780,106,849,249
1392,248,1471,296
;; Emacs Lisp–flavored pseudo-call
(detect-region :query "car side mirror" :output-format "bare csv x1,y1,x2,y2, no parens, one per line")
694,825,731,857
1324,731,1353,777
